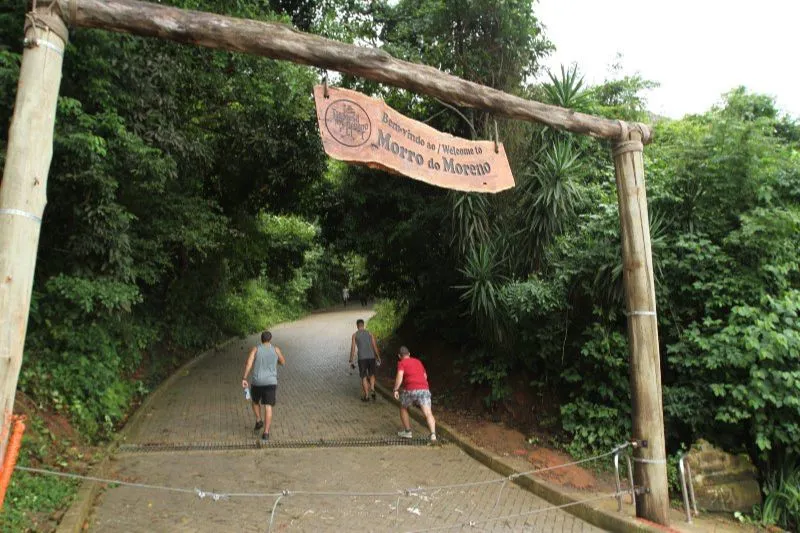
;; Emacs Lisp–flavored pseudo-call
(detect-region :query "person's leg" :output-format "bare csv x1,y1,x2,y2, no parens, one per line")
263,386,276,438
421,404,436,435
369,374,376,399
361,376,370,399
264,405,273,433
251,391,264,432
399,406,411,431
358,360,369,400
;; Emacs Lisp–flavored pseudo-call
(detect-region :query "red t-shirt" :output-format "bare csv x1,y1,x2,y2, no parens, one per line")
397,357,429,391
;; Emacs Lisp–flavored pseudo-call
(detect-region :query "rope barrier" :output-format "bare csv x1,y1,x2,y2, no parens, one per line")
15,466,280,498
15,441,636,529
632,456,667,465
406,489,636,533
410,441,631,493
17,441,631,500
513,441,630,478
267,494,284,533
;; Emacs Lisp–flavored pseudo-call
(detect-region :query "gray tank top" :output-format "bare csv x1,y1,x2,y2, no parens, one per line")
355,329,375,360
251,343,278,386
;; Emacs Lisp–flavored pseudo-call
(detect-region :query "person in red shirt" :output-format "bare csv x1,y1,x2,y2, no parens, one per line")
392,346,437,442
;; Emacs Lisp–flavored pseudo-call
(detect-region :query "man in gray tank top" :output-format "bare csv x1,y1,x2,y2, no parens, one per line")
349,319,382,401
242,331,286,442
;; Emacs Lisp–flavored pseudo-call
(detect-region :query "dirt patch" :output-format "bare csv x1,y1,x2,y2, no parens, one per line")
524,446,598,489
435,407,609,491
14,393,79,445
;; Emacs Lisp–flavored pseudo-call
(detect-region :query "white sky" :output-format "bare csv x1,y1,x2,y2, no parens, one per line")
536,0,799,118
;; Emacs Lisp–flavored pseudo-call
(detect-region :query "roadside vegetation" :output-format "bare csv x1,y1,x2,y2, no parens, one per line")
1,0,798,531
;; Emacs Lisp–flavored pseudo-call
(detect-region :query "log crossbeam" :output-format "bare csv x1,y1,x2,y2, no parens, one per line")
50,0,650,144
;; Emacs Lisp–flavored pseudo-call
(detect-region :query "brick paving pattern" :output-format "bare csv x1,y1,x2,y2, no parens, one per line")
125,309,425,445
89,309,605,532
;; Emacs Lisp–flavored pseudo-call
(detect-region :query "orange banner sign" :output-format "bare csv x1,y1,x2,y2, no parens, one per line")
313,86,515,193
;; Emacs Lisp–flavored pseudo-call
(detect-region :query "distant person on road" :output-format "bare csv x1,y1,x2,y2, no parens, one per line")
242,331,286,442
359,292,368,307
349,319,381,401
342,287,350,307
393,346,436,442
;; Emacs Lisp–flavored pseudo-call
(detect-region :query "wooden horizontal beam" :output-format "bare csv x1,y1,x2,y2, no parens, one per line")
54,0,650,143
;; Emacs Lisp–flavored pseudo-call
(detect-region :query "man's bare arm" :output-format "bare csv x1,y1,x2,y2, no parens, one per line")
370,334,381,362
242,348,256,387
276,346,286,366
393,371,404,390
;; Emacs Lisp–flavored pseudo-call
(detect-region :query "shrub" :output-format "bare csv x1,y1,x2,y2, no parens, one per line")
367,299,408,344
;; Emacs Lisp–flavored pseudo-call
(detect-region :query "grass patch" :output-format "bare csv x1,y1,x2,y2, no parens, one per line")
367,299,408,345
0,414,82,533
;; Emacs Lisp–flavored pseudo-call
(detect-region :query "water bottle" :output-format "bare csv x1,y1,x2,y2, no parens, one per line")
244,387,251,401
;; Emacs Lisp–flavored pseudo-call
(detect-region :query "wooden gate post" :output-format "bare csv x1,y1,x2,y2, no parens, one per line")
612,128,670,526
0,8,68,460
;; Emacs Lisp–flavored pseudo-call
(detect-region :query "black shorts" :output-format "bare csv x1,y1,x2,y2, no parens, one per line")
358,358,376,378
251,385,277,406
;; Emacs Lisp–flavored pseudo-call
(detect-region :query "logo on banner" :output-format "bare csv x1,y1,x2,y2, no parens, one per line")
324,99,371,147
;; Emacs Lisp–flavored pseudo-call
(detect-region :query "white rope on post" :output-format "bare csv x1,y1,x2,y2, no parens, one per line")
266,493,284,533
18,442,632,499
17,442,638,531
491,480,507,513
406,489,637,533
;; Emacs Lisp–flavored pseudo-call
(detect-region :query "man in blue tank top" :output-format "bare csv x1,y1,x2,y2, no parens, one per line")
349,319,382,401
242,331,286,442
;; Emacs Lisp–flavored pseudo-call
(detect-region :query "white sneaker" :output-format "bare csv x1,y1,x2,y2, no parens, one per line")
397,429,413,439
430,433,437,443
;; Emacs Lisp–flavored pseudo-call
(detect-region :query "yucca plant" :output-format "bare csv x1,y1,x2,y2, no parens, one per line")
517,138,584,269
455,243,507,344
449,191,493,256
543,64,591,112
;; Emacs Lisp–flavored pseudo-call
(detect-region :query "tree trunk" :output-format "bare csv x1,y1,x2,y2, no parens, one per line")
612,130,670,526
0,12,67,459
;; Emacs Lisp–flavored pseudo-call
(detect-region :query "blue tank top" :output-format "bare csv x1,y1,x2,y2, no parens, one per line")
252,343,278,386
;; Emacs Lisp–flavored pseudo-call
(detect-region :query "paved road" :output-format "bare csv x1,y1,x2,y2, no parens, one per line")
88,309,604,532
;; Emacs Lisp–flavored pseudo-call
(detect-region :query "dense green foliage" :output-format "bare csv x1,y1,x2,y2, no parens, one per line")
0,0,340,442
1,0,798,528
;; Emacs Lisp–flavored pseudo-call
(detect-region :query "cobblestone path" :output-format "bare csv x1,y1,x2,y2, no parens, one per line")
88,309,605,532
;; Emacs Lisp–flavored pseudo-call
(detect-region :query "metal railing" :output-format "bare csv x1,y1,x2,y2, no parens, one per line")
613,449,636,512
678,453,699,522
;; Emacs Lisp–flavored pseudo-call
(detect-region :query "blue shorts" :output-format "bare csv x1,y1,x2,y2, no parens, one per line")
400,389,431,409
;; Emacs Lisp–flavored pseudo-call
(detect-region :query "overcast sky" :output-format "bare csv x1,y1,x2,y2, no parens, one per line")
535,0,799,119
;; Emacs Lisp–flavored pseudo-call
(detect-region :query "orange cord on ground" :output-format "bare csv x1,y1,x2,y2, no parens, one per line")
0,410,12,454
0,415,27,509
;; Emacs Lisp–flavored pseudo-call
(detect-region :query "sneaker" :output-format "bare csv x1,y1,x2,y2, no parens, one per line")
370,390,377,401
430,433,437,443
397,429,413,439
253,420,264,432
261,432,270,443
